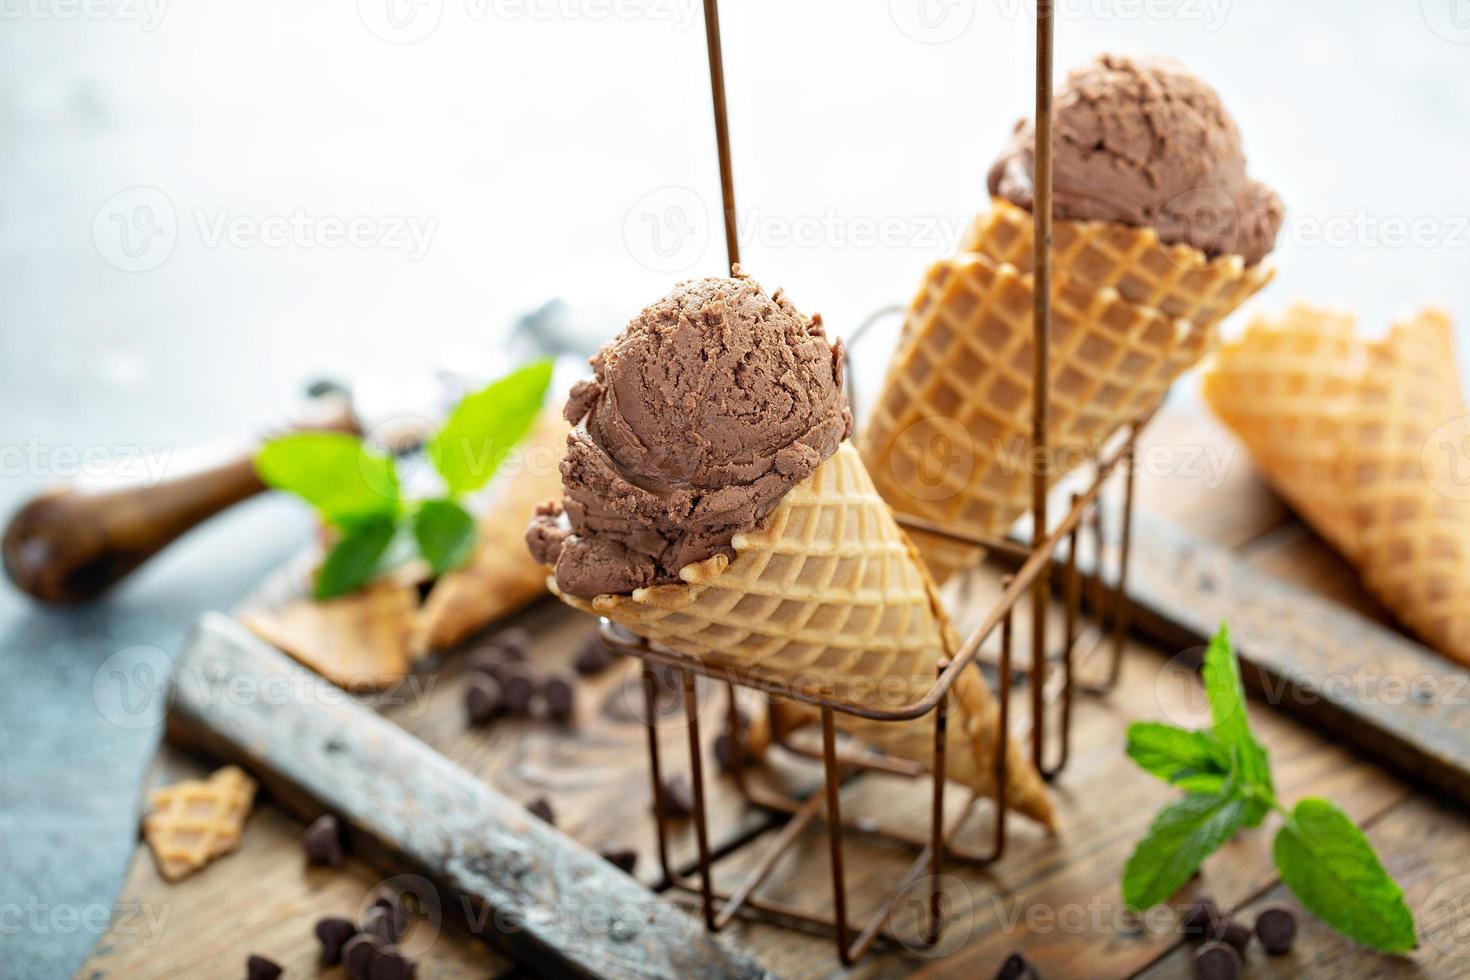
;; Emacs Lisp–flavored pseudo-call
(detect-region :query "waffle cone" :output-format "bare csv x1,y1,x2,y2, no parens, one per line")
414,410,571,653
143,766,257,882
1206,304,1470,665
959,198,1274,330
860,250,1216,580
553,443,1053,826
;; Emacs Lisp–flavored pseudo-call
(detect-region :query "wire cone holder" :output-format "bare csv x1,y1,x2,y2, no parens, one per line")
584,0,1154,965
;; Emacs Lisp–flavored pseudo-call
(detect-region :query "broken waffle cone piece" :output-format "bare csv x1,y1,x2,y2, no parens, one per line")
553,443,1054,827
1206,304,1470,665
414,410,571,653
142,766,257,883
860,250,1217,582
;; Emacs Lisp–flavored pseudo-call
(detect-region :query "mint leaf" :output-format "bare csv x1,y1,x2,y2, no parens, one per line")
256,432,400,526
1202,623,1274,824
1123,785,1251,910
1126,722,1230,793
1275,798,1417,953
315,514,397,599
431,359,553,496
412,499,477,576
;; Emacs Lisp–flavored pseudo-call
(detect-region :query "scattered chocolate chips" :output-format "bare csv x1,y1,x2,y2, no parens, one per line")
1181,897,1220,939
527,797,556,826
1194,941,1240,980
465,676,503,726
246,954,283,980
994,951,1039,979
500,666,537,716
342,934,380,980
1254,905,1297,955
362,904,399,944
468,650,512,683
1208,918,1252,955
573,634,613,675
369,945,416,980
657,775,694,818
600,848,638,874
304,813,345,868
315,916,358,966
543,674,576,723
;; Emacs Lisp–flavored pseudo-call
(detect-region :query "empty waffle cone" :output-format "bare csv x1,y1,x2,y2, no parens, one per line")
143,766,257,882
552,443,1054,827
1206,304,1470,665
860,250,1216,581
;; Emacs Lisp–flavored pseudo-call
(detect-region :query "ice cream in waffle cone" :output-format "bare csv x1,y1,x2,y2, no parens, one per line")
861,55,1282,579
528,273,1054,826
1205,304,1470,666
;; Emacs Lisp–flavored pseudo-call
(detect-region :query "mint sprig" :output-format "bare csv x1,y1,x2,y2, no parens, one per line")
1123,622,1417,954
256,359,552,599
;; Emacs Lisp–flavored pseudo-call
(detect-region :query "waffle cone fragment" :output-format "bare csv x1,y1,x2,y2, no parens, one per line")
861,246,1224,580
553,444,1054,826
1206,304,1470,665
142,766,257,882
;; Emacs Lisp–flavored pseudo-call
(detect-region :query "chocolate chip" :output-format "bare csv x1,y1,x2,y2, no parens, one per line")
657,775,694,818
713,733,741,771
994,951,1039,979
372,888,410,935
304,814,345,868
362,904,399,944
370,946,416,980
246,954,283,980
468,650,511,682
527,797,555,826
342,934,381,980
1208,918,1252,955
1181,897,1220,938
1254,906,1297,955
544,674,576,723
315,916,358,965
573,635,613,675
465,676,503,726
1194,941,1240,980
500,666,536,715
600,848,637,874
487,627,531,661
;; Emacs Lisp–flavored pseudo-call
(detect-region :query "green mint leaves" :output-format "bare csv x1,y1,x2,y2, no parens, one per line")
1275,798,1417,952
1124,622,1416,953
256,359,552,599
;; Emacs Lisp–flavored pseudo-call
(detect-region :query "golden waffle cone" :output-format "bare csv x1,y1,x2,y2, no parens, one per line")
552,443,1054,826
860,250,1216,580
1206,304,1470,665
1200,303,1362,556
414,410,571,653
142,766,257,882
959,197,1274,330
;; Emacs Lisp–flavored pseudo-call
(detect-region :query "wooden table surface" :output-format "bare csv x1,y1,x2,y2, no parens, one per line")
80,410,1470,979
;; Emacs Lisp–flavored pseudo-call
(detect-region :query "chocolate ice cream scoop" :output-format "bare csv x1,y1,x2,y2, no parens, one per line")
988,53,1283,265
527,273,852,598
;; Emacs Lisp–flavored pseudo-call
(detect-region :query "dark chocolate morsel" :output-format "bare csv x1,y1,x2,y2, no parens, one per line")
600,848,638,874
370,946,416,980
487,627,531,661
544,674,576,723
994,951,1039,979
1208,918,1252,954
342,934,381,980
1181,898,1220,938
500,667,536,715
315,916,359,965
246,954,283,980
362,904,399,944
303,813,346,867
527,797,556,826
465,676,503,727
1254,906,1297,955
1194,941,1240,980
658,775,694,818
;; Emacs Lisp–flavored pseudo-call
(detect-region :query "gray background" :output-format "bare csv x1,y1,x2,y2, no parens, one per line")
2,1,1468,976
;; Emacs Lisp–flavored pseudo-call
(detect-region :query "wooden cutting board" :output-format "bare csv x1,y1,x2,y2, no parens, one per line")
82,407,1470,979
